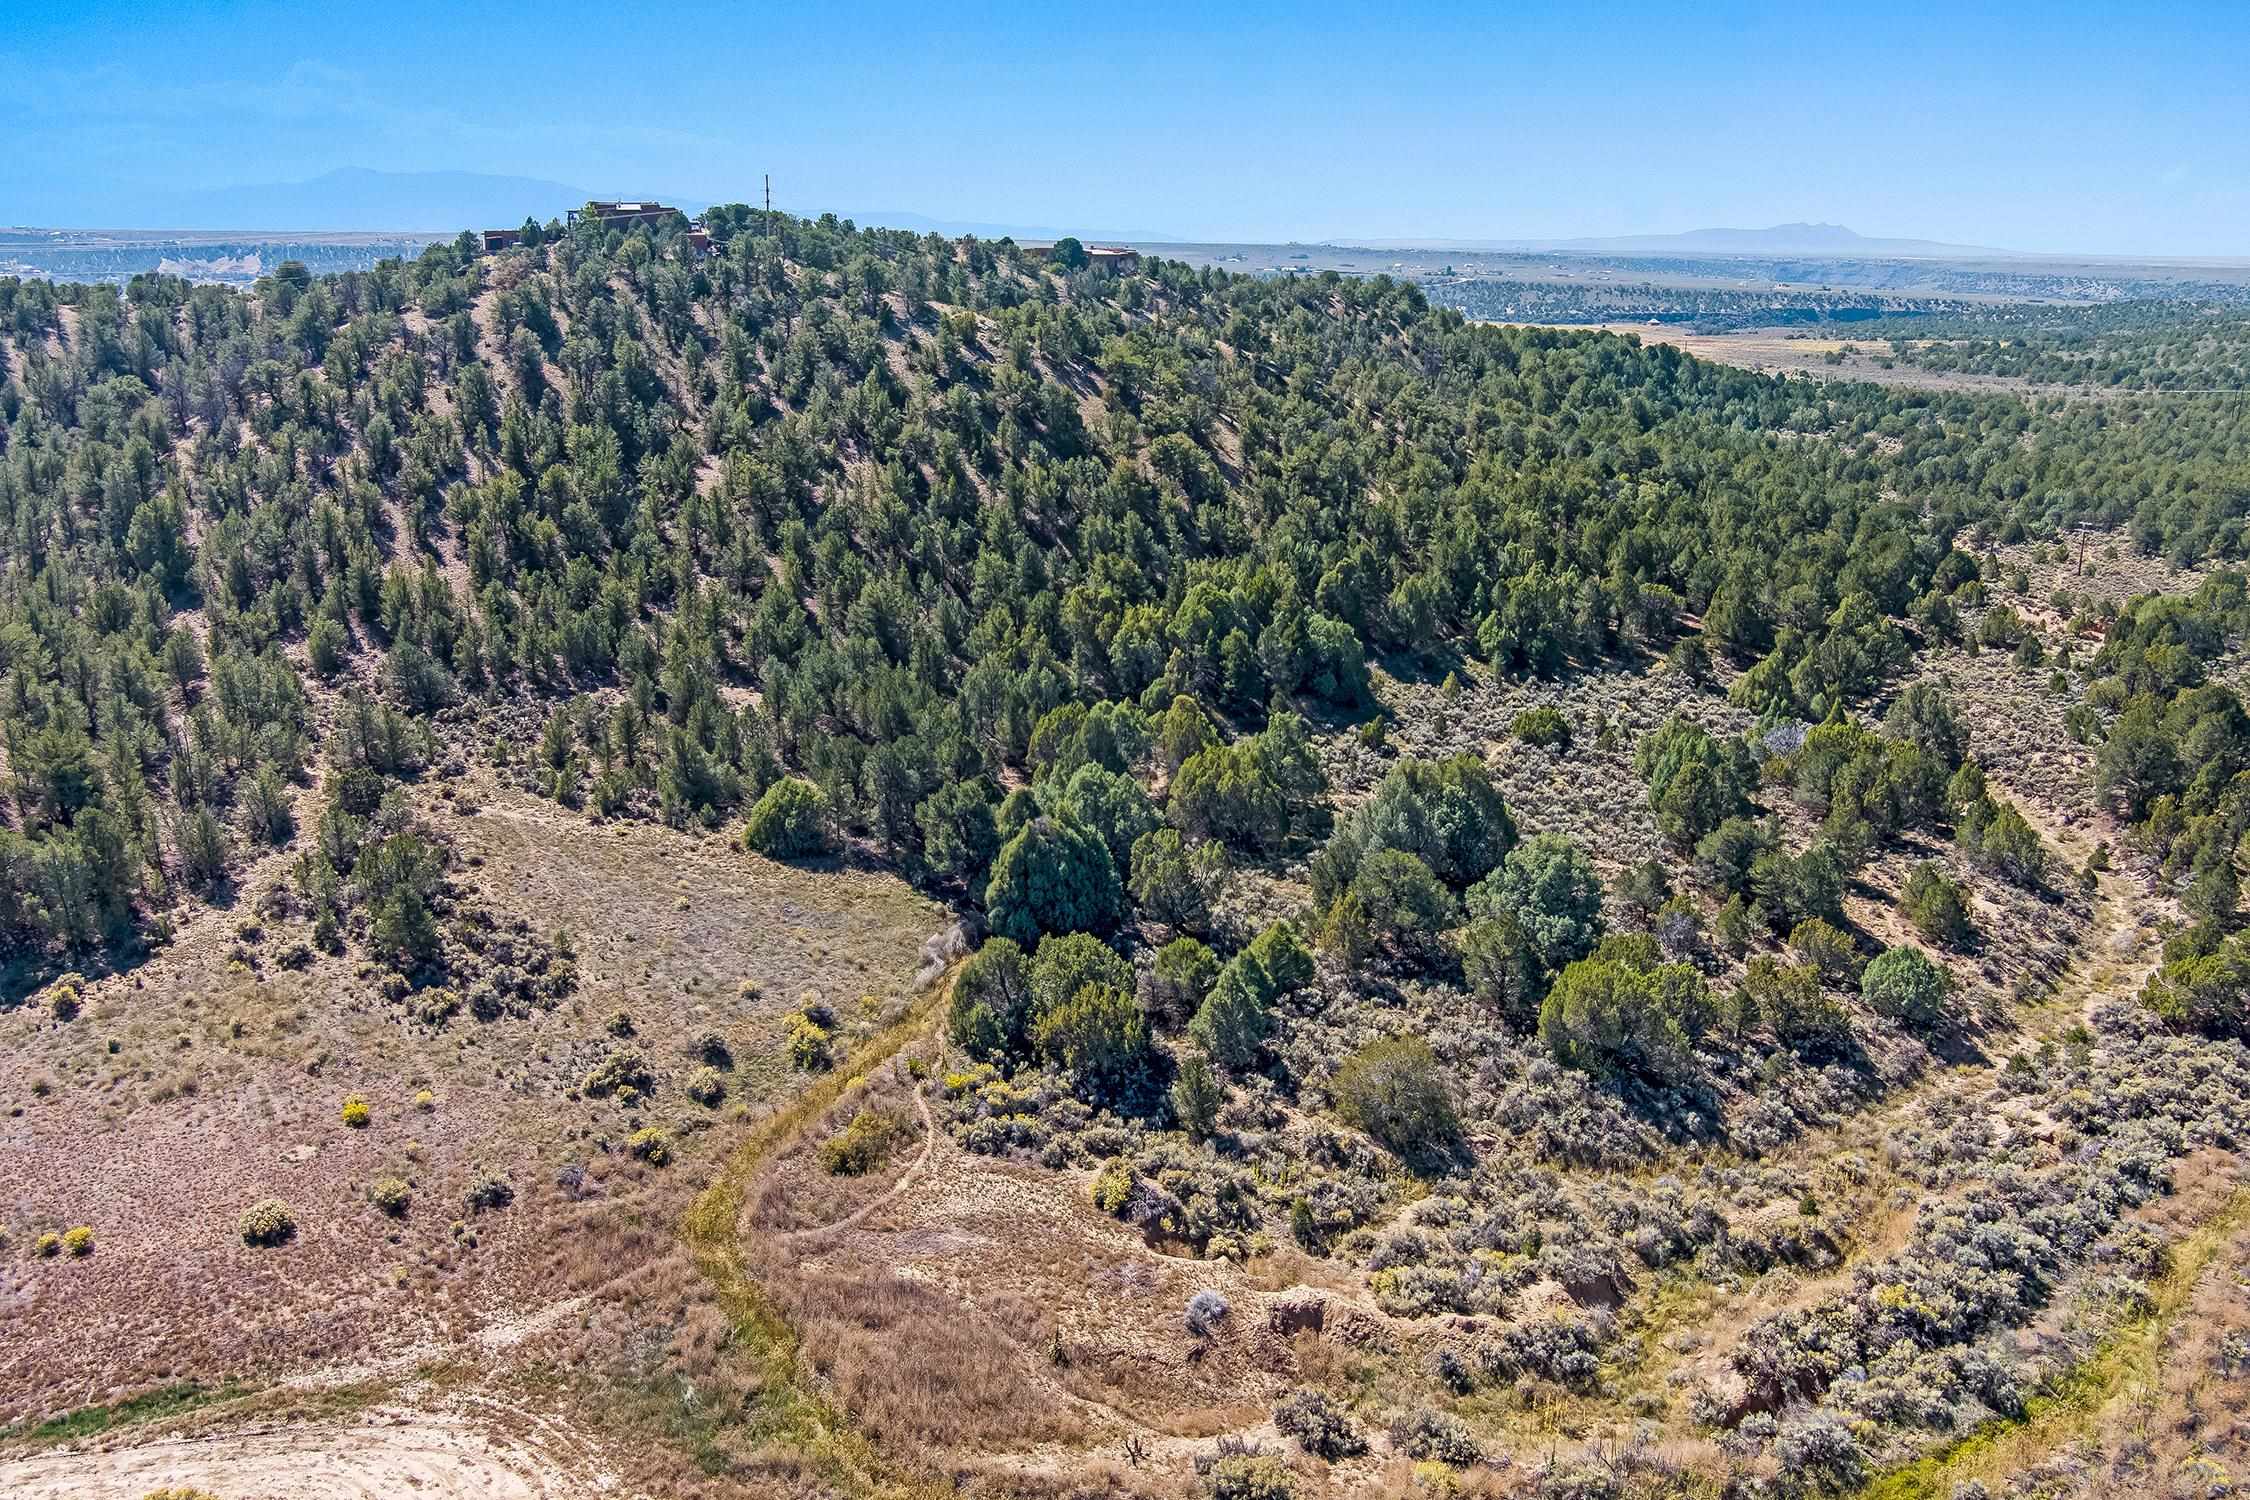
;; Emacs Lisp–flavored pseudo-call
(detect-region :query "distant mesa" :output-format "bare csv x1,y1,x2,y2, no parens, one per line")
1551,222,2005,257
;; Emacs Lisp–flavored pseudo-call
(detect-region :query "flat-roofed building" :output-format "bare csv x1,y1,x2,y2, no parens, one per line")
574,200,679,229
1018,241,1142,274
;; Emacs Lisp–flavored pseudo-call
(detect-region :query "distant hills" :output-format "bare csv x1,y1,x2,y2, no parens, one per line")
1545,222,2004,257
1335,222,2007,258
837,210,1180,243
19,176,2012,263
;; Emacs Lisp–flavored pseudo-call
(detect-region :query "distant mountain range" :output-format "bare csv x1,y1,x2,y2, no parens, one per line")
25,177,2010,263
1554,222,2004,257
1334,222,2007,258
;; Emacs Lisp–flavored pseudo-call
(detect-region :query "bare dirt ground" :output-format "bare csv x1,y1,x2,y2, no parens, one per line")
746,1114,1306,1473
0,770,940,1499
0,1400,602,1499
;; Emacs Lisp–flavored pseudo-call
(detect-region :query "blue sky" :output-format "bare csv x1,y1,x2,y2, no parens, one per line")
2,0,2246,254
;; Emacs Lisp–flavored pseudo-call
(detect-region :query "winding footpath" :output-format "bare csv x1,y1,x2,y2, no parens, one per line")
678,976,958,1500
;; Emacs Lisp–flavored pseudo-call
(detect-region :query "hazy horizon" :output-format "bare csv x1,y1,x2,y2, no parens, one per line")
5,0,2248,257
0,170,2031,256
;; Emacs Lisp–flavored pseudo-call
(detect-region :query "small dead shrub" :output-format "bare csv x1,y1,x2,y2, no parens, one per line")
464,1175,514,1213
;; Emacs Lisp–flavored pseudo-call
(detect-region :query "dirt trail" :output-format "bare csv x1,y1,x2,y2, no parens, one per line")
0,1405,605,1499
775,1083,938,1245
1829,780,2152,1144
1984,776,2166,1031
683,979,959,1500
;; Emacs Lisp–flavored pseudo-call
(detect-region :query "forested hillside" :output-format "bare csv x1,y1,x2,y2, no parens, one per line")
11,209,2250,1499
2,207,2246,973
1876,301,2250,392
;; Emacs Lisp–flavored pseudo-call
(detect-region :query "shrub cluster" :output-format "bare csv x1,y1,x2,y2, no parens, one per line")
786,1005,835,1070
1273,1388,1366,1459
819,1107,913,1175
1388,1407,1480,1466
581,1045,653,1098
239,1198,297,1246
369,1177,412,1216
1326,1035,1459,1162
464,1175,514,1212
1733,1003,2250,1436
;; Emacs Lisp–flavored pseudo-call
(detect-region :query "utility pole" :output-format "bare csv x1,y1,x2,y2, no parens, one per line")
764,174,771,215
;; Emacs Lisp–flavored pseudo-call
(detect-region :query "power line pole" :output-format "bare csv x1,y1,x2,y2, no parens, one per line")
764,174,771,215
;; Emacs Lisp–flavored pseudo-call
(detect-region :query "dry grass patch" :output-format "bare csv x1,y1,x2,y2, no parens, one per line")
747,1049,933,1234
0,770,940,1459
770,1263,1087,1452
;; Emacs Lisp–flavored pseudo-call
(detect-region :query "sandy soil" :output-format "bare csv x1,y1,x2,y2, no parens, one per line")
0,1401,607,1499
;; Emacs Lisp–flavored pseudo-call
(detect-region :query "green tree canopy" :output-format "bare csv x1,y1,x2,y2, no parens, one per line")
984,815,1123,945
1470,832,1604,973
743,777,833,859
1861,944,1952,1031
1540,935,1711,1082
